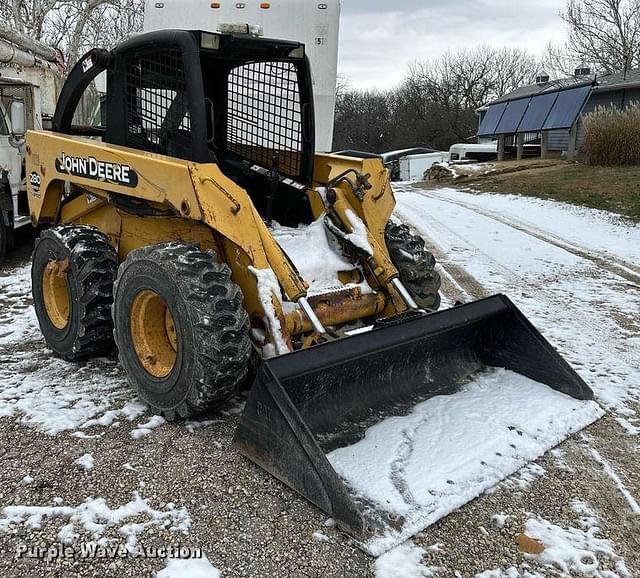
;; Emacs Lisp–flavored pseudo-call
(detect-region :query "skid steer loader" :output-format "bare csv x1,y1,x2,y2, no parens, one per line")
25,30,596,554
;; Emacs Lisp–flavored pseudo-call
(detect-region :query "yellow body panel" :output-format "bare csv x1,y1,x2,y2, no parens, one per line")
26,131,404,350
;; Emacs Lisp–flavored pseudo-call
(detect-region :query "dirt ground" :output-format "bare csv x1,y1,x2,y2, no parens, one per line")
1,197,639,577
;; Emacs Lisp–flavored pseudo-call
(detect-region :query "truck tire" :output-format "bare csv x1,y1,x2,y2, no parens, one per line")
113,243,252,420
32,225,118,360
385,221,441,311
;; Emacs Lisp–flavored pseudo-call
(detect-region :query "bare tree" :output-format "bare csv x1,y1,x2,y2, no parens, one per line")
401,46,538,142
333,46,539,152
0,0,144,69
559,0,640,74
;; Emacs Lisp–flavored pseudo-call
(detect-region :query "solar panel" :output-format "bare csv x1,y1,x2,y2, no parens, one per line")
542,85,592,130
477,102,507,136
517,91,558,133
494,98,530,134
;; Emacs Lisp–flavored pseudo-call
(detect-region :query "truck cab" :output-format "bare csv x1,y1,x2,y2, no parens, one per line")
0,66,59,263
0,79,34,247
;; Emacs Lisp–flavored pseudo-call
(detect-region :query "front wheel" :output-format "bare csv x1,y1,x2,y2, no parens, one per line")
112,243,252,420
385,221,442,311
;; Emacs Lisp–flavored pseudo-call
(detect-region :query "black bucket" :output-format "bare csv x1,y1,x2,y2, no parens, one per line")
233,295,594,553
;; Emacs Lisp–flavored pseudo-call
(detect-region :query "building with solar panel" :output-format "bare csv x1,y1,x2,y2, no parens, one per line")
476,67,640,160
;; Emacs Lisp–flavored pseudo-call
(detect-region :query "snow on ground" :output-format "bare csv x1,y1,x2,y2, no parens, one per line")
476,501,631,577
327,368,602,555
523,510,630,577
374,541,438,578
588,448,640,514
73,453,95,471
0,265,37,346
130,415,166,439
0,265,147,435
431,188,640,265
394,187,640,416
0,492,191,553
156,554,221,578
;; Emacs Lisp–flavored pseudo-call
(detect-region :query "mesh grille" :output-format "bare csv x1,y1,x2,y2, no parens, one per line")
124,48,191,159
227,61,302,177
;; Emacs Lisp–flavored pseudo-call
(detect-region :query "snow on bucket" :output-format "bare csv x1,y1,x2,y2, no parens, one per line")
234,295,602,555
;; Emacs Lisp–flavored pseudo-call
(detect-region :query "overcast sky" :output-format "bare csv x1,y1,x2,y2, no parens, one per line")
338,0,567,89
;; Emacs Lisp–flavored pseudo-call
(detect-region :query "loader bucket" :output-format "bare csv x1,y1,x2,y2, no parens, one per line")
234,294,600,555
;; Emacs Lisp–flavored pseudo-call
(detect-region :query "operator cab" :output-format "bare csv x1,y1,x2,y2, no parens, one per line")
53,30,317,227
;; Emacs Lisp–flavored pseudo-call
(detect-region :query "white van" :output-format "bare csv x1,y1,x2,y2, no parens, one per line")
449,142,498,162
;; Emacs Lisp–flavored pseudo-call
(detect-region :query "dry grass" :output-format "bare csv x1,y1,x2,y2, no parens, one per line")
467,162,640,222
584,104,640,166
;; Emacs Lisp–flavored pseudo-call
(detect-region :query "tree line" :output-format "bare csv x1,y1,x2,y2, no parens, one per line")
333,0,640,152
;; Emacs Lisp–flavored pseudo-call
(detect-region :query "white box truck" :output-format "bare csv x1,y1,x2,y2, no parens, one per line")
143,0,341,152
0,36,61,264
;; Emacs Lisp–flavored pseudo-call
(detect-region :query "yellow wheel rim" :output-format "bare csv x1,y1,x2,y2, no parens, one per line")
130,289,177,378
42,259,71,330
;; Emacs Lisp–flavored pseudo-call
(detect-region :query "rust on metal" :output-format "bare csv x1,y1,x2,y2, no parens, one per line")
284,288,387,337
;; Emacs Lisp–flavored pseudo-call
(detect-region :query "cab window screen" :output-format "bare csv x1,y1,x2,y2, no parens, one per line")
123,47,192,160
226,60,303,178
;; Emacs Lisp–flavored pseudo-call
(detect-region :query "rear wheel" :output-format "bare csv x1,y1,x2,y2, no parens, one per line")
31,225,118,360
113,243,252,419
385,221,441,311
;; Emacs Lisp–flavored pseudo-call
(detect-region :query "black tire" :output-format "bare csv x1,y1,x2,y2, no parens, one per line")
385,221,442,311
113,243,252,420
32,225,118,360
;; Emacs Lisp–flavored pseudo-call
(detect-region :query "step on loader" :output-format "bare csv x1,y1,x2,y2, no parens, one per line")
25,30,597,554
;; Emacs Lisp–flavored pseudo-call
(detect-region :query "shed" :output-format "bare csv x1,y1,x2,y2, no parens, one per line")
476,68,640,160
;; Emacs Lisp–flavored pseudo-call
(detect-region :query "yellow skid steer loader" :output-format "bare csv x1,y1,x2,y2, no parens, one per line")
25,30,594,553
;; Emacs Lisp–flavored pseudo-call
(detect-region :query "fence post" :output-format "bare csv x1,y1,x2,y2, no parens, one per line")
540,131,549,159
516,133,524,160
567,122,578,161
497,134,505,161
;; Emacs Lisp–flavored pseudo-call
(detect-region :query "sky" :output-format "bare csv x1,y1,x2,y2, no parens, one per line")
338,0,567,90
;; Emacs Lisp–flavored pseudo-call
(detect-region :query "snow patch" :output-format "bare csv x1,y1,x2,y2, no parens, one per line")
248,266,290,356
156,554,221,578
475,569,538,578
130,416,167,439
0,493,191,552
374,542,437,578
588,448,640,514
524,514,630,577
73,453,95,471
498,464,546,493
0,265,38,346
491,513,511,529
327,368,602,555
344,209,374,255
0,266,146,436
272,216,370,294
184,419,220,433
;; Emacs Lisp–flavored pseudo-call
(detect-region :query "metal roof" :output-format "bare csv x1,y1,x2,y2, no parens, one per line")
486,67,640,107
478,83,593,136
